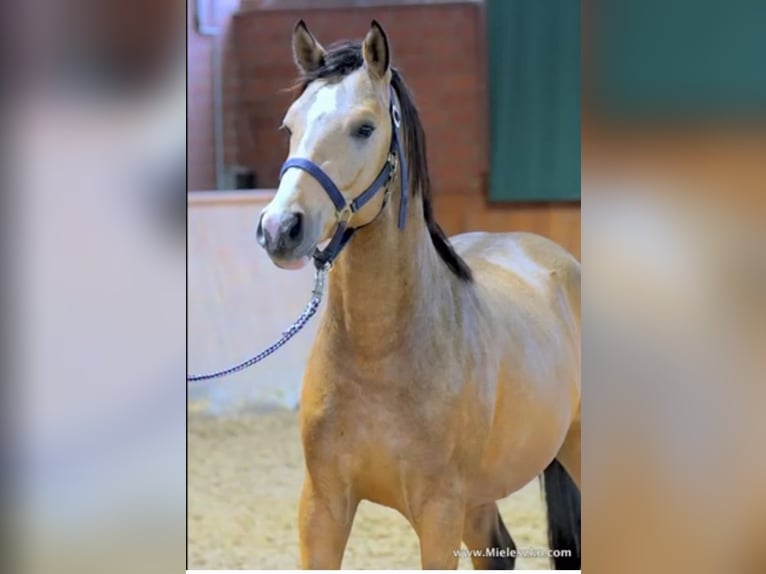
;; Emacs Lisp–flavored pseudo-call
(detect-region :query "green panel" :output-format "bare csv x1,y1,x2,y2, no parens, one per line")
487,0,581,202
593,0,766,119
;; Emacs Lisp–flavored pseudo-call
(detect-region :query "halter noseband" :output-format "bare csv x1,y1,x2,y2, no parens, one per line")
278,86,408,270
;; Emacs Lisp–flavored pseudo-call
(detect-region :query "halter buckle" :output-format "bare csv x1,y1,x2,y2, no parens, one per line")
337,204,353,224
392,104,402,128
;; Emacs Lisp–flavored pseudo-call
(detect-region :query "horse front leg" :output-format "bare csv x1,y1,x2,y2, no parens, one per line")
413,492,466,569
298,475,357,569
463,502,517,569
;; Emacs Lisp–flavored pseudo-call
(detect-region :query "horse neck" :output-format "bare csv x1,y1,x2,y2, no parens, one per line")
325,175,456,358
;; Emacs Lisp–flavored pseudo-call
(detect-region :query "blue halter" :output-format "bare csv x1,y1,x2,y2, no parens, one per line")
278,86,408,270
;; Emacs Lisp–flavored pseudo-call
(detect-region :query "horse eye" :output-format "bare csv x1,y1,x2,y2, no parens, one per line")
354,124,376,139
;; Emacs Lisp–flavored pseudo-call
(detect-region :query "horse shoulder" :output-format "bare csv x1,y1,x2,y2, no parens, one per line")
452,231,581,403
299,336,342,450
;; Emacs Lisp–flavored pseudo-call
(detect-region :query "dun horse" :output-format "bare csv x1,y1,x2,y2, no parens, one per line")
256,21,581,570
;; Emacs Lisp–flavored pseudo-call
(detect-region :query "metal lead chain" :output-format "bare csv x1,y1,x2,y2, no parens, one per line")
187,266,328,382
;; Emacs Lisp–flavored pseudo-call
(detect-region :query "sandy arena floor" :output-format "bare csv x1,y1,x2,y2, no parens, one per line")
188,408,551,570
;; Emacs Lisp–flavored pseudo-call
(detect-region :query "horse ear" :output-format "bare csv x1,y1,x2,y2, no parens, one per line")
292,20,326,73
362,20,390,80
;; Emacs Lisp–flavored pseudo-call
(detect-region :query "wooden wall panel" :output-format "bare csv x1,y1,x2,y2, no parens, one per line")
433,192,581,259
188,190,321,411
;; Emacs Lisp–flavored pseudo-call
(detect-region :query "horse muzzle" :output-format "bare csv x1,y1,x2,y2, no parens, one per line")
256,209,312,269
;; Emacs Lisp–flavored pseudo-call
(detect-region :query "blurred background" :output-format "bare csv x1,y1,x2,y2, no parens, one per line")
187,0,579,569
6,1,186,573
582,2,766,573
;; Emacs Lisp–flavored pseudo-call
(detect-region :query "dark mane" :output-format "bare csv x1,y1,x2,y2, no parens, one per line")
296,41,473,282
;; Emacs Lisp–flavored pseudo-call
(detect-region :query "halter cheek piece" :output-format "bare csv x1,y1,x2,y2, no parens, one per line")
278,86,408,270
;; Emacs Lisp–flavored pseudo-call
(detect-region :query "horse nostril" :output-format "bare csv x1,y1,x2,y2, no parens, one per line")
286,212,303,242
260,211,303,255
256,212,269,248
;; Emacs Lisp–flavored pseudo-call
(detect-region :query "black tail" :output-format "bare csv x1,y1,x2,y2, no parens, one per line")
542,459,581,570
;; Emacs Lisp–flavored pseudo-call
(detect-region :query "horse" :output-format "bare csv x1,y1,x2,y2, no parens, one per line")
256,20,581,570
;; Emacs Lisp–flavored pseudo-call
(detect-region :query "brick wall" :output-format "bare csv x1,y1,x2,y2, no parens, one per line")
229,2,488,196
188,0,241,190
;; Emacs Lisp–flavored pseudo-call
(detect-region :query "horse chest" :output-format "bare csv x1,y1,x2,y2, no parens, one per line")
336,399,435,467
306,388,456,512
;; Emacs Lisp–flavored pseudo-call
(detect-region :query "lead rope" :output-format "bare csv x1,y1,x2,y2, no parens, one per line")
187,265,328,382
